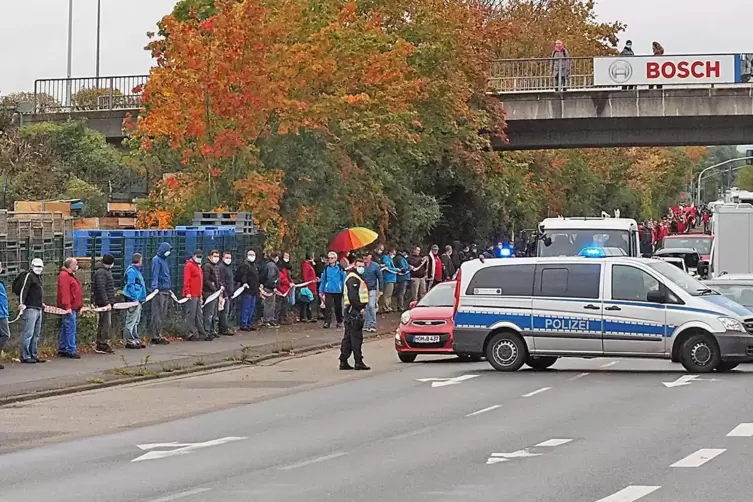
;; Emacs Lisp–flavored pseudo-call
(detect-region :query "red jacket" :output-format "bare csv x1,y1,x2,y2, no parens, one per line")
183,259,203,298
278,267,292,296
57,269,83,311
301,260,317,295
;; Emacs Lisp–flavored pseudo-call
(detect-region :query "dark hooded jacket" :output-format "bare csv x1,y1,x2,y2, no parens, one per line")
93,262,115,307
151,242,172,291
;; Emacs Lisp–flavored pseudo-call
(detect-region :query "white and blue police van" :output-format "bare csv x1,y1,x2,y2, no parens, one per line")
452,247,753,373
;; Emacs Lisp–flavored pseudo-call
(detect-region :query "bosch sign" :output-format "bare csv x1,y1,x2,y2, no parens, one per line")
593,55,739,86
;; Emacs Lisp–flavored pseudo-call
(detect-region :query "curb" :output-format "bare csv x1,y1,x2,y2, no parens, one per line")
0,330,393,407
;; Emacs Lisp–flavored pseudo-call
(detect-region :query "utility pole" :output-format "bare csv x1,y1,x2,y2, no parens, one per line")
95,0,101,82
66,0,74,107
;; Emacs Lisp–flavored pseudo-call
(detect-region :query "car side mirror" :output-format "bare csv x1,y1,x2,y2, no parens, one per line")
697,260,709,279
647,290,667,304
409,301,417,309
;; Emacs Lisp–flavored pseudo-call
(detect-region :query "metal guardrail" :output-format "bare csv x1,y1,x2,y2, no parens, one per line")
33,75,149,113
490,57,595,92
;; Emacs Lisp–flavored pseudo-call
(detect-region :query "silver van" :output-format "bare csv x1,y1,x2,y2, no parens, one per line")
452,255,753,373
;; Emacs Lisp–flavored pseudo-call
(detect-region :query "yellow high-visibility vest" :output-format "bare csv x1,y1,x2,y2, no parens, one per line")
343,272,368,306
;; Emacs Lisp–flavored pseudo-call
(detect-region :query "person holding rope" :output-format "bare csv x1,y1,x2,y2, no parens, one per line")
93,254,116,354
123,253,147,349
0,261,9,369
15,258,45,364
57,258,83,359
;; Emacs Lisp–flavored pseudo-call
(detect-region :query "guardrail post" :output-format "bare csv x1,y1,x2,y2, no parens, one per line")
108,78,114,111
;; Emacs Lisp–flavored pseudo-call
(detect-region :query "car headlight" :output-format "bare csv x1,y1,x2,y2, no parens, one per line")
719,317,745,332
400,311,411,325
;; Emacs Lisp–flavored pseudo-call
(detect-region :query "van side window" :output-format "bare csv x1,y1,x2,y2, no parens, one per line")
535,264,601,299
466,265,535,296
611,265,660,302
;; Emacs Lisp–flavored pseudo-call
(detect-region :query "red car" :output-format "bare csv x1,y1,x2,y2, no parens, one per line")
661,233,713,261
395,281,481,363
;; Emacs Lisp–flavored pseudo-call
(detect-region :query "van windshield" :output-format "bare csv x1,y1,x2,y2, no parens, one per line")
647,261,717,297
538,230,630,257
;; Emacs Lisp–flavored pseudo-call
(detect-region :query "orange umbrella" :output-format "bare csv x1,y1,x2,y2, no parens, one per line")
329,227,378,253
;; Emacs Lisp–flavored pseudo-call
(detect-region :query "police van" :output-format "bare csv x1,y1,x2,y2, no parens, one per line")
452,249,753,373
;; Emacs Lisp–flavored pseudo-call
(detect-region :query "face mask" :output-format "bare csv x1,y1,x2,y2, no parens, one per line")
194,257,202,264
211,256,219,264
223,258,231,265
32,267,43,275
247,254,256,262
356,266,365,275
74,265,79,272
283,258,289,263
164,251,171,257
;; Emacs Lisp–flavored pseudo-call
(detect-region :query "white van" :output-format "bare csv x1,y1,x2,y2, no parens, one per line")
452,254,753,373
537,217,641,258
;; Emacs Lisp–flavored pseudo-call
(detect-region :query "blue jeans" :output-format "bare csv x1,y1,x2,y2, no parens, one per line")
240,295,256,328
0,317,10,353
364,289,378,330
123,304,142,343
58,311,78,354
20,308,42,361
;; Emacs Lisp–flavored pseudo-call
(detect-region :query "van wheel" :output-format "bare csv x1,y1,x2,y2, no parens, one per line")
457,353,483,362
526,356,558,370
486,332,527,372
679,334,720,373
716,361,739,372
398,353,417,363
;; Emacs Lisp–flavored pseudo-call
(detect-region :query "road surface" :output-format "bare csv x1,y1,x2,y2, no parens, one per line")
1,339,752,502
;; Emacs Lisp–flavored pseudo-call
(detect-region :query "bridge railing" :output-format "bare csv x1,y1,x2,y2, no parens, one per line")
490,57,595,92
33,75,149,113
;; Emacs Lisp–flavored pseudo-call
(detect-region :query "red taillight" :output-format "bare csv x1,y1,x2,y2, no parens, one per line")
453,269,462,317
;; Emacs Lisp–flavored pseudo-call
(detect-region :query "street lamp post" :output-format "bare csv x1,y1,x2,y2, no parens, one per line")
696,156,753,207
66,0,74,107
95,0,101,81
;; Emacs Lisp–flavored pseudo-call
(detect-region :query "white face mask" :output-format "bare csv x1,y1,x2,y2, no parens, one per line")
248,254,256,262
164,251,171,257
223,258,231,265
32,267,43,275
283,258,289,263
194,257,202,264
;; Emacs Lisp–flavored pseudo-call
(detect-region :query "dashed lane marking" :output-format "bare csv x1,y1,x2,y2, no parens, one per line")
466,405,501,417
535,438,573,447
600,361,619,368
594,485,661,502
148,488,212,502
569,372,590,380
670,448,726,468
522,387,551,398
727,423,753,436
278,452,348,471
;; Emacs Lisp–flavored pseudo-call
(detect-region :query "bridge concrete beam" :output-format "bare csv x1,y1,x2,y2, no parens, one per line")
24,109,138,142
493,87,753,150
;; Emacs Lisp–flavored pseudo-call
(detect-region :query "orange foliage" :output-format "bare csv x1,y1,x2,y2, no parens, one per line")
233,170,287,246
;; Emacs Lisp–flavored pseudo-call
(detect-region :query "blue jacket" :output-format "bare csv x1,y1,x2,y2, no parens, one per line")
381,255,399,284
124,264,147,302
151,242,172,291
319,264,346,294
0,282,8,319
362,261,383,291
394,255,411,282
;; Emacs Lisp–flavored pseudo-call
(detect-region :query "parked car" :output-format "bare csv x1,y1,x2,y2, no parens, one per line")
653,248,702,276
395,281,480,363
661,234,713,261
704,274,753,311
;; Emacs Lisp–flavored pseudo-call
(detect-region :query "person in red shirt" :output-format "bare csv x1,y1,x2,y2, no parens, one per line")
276,252,293,324
300,253,318,322
57,258,83,358
183,249,208,341
427,244,443,289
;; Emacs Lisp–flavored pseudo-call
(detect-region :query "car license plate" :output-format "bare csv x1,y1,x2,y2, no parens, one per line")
413,335,440,343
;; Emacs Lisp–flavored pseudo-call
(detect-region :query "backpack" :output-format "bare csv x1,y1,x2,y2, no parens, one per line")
12,272,30,296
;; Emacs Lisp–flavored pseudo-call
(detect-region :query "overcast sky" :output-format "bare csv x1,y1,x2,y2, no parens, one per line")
1,0,752,93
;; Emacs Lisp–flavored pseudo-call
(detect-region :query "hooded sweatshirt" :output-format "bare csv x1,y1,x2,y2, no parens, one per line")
183,258,203,298
151,242,172,291
123,264,147,302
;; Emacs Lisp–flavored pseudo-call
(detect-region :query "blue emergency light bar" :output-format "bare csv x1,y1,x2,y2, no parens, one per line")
579,246,606,258
499,247,512,258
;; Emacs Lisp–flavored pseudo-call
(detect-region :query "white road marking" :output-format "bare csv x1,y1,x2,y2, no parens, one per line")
390,426,437,440
569,372,590,380
522,387,551,397
486,457,508,464
535,438,573,447
466,405,501,417
670,448,726,468
148,488,212,502
278,452,348,470
416,374,480,387
131,437,247,463
600,361,619,368
662,375,699,388
138,442,196,450
594,485,661,502
727,423,753,436
487,449,541,464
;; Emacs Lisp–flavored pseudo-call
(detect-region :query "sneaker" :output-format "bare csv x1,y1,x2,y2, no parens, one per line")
125,343,140,349
336,322,343,329
35,358,47,363
323,323,331,329
20,358,36,364
354,362,371,371
249,326,258,331
339,361,354,370
151,337,170,345
239,327,251,332
0,363,4,369
68,353,81,360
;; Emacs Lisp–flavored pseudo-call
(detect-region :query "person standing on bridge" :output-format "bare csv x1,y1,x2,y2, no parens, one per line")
649,41,665,90
620,40,635,90
550,40,570,91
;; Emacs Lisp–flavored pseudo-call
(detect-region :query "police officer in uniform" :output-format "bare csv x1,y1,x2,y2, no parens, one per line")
340,257,370,371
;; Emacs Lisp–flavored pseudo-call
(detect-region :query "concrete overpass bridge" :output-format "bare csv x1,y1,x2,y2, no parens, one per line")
19,53,753,148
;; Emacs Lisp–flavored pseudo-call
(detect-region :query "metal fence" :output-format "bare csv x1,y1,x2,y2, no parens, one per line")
489,57,596,92
33,75,149,113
